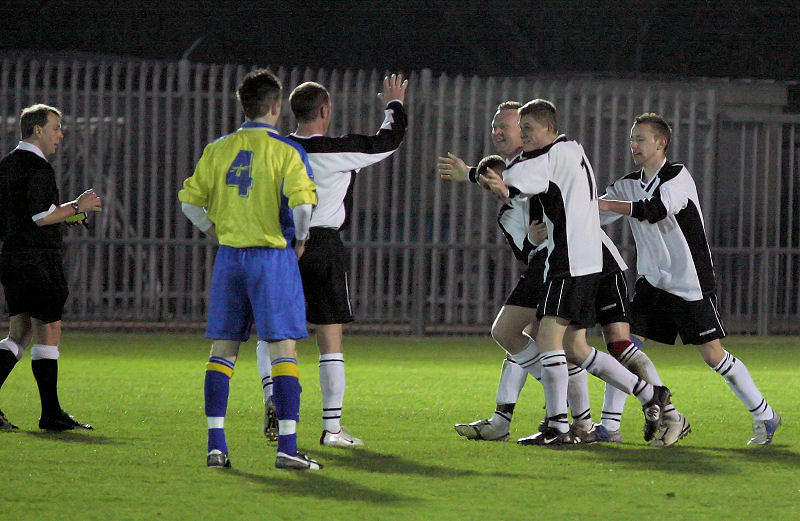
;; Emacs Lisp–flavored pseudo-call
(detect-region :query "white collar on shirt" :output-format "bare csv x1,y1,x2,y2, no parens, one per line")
15,141,48,162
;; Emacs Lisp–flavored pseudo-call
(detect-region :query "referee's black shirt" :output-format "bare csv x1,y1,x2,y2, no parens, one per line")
0,149,63,251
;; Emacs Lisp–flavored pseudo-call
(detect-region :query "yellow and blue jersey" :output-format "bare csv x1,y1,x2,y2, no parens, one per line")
179,122,317,248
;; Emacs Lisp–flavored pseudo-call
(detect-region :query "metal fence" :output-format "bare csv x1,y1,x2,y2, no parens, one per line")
1,51,799,335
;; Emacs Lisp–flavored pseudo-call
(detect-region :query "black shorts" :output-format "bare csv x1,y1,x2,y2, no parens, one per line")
0,249,68,323
595,269,631,327
504,249,546,308
630,277,727,345
537,273,600,329
298,227,354,325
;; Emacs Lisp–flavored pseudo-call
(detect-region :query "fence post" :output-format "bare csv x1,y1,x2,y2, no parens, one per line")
411,69,433,336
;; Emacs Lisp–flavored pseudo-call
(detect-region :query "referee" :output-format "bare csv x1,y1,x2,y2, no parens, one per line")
0,104,102,431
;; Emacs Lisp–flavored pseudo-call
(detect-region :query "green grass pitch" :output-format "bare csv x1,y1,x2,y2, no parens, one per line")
0,333,797,520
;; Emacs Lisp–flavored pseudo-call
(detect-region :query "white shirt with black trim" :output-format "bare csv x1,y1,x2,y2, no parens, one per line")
503,135,603,279
602,160,715,301
287,101,407,231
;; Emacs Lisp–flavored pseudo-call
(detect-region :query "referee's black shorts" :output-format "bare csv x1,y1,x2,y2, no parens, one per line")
504,249,546,309
298,227,354,325
0,248,69,323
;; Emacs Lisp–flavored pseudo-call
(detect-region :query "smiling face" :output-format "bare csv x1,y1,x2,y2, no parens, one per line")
33,112,64,157
491,109,523,159
518,114,553,152
630,122,666,171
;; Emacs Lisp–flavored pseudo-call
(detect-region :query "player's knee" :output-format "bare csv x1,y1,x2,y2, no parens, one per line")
490,322,516,350
606,340,632,360
698,342,724,367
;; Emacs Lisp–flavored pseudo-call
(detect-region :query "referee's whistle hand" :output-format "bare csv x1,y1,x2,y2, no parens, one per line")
77,188,102,212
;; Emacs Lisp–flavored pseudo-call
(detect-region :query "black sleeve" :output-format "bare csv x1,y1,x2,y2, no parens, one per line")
26,164,59,218
630,197,668,223
467,166,478,184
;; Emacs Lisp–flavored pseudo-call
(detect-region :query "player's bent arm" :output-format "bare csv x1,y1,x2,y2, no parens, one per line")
292,204,312,242
181,201,214,233
598,198,633,218
34,188,102,227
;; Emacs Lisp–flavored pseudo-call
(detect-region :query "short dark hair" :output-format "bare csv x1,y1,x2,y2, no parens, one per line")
634,113,672,150
476,154,506,178
20,104,62,139
519,99,558,133
236,69,282,121
496,101,522,112
289,82,330,123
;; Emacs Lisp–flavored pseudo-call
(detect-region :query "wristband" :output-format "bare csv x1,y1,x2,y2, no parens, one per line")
70,201,80,214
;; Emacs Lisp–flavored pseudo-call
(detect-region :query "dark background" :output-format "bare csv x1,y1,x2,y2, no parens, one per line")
2,0,798,101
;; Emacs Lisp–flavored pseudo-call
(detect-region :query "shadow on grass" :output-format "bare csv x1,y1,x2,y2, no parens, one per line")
585,442,800,474
584,443,726,474
694,444,800,467
22,430,124,445
302,447,531,480
227,468,409,503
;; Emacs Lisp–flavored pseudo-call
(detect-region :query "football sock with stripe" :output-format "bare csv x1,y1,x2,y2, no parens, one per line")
495,356,527,406
30,344,62,417
567,363,592,424
580,347,655,405
205,356,234,454
491,357,527,429
539,351,569,433
319,353,345,433
607,340,678,420
272,357,301,456
255,341,273,403
712,350,773,421
601,381,626,431
608,339,664,386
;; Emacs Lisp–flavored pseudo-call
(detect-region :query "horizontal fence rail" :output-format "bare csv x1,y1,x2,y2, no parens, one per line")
1,51,799,335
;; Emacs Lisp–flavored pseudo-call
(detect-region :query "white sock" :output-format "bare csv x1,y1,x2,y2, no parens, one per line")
624,348,664,386
539,351,569,433
580,347,654,406
0,336,23,360
619,347,679,420
712,350,773,421
567,364,592,423
319,353,346,432
495,357,527,405
255,340,273,403
508,338,541,377
601,382,627,431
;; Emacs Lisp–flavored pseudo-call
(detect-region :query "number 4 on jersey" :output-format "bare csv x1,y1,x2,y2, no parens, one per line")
226,150,254,197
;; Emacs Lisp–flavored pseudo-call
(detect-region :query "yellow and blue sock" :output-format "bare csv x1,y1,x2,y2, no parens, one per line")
272,357,301,456
205,356,234,454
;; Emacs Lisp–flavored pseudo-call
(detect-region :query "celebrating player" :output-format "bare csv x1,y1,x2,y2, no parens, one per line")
481,99,672,445
256,73,408,448
599,113,781,445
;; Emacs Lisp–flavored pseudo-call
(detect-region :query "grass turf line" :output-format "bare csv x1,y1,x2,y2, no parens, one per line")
0,333,797,520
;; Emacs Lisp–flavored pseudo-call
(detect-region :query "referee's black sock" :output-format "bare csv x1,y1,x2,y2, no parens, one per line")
31,359,62,416
0,349,18,389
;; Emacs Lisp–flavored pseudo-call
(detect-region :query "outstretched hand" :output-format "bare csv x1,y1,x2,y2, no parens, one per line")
437,152,469,182
378,73,408,105
479,167,510,202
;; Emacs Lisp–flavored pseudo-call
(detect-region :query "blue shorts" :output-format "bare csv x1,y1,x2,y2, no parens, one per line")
206,246,308,342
